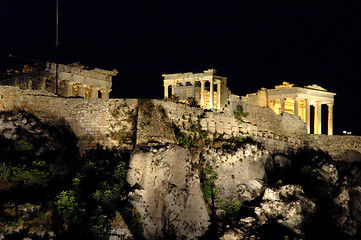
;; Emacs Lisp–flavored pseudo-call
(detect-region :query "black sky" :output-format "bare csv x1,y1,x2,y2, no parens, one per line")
0,0,360,135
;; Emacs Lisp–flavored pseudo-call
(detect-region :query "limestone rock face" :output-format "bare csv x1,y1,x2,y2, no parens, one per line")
109,213,133,240
255,185,316,235
203,143,270,204
333,185,361,237
127,145,210,239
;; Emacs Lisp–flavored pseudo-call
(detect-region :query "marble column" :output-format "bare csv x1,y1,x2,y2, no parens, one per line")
200,80,205,107
39,79,46,90
90,86,99,99
100,89,111,99
280,98,285,113
306,99,311,134
314,101,322,134
77,84,86,98
210,79,214,109
217,81,221,109
62,80,73,97
164,84,169,98
294,98,299,116
328,103,334,135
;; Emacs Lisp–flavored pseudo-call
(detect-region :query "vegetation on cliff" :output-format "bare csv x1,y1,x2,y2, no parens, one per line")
1,106,361,240
54,147,142,239
0,111,141,239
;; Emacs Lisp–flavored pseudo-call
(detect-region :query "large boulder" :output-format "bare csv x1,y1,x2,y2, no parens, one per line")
127,145,210,239
255,185,316,235
203,143,270,204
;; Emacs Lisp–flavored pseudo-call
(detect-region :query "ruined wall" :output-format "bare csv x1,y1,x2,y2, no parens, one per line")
0,86,308,155
307,135,361,161
243,103,307,136
1,86,360,158
0,86,137,153
199,110,304,153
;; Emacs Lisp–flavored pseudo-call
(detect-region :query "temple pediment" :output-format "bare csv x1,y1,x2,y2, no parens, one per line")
304,84,328,92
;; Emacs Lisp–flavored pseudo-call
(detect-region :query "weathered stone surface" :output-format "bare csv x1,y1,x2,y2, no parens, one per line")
136,100,176,145
203,144,270,204
127,145,210,239
1,86,361,158
2,85,361,239
109,212,133,240
0,86,138,153
333,186,361,237
308,135,361,161
255,185,316,235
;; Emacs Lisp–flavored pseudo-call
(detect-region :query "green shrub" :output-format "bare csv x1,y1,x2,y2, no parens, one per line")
200,164,218,201
16,140,34,151
10,163,52,186
234,105,248,123
54,147,133,239
0,162,11,183
218,200,242,223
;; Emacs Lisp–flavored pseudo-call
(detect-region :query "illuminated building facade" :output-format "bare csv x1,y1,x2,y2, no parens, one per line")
163,69,232,109
246,82,336,135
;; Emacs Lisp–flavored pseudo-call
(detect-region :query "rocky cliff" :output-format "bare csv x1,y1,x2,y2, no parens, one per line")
1,89,361,239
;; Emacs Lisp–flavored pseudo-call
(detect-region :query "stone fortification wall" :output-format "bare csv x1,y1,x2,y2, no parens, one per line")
199,110,304,153
146,99,305,153
307,135,361,161
0,86,138,153
243,103,307,136
1,86,360,158
153,99,204,129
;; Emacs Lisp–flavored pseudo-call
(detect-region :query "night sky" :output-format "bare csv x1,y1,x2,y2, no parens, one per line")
0,0,360,135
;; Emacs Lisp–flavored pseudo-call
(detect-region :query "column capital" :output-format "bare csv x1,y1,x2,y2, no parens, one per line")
90,86,99,99
100,88,111,93
100,88,111,99
61,80,73,97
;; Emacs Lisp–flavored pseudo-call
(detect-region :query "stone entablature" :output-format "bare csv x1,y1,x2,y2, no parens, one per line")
46,62,118,99
162,69,232,110
245,82,336,135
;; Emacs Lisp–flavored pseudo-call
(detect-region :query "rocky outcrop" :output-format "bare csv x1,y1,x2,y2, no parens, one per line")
333,184,361,238
109,212,134,240
203,143,270,204
2,89,361,239
255,185,316,235
127,145,210,239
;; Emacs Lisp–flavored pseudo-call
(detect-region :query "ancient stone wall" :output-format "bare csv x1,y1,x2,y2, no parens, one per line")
199,110,304,153
243,103,307,136
0,86,138,153
1,86,360,158
307,135,361,161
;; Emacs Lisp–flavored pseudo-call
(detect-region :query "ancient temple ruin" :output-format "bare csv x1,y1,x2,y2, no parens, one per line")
46,62,118,99
245,82,336,135
163,69,232,109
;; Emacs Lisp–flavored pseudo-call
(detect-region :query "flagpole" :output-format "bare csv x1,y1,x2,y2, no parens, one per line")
55,0,59,95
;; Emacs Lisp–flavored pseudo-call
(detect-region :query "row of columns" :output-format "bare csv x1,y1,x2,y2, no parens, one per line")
279,98,333,135
61,80,111,99
164,79,222,109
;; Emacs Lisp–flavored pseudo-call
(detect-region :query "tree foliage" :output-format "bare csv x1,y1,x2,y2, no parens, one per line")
54,147,130,239
233,104,248,123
